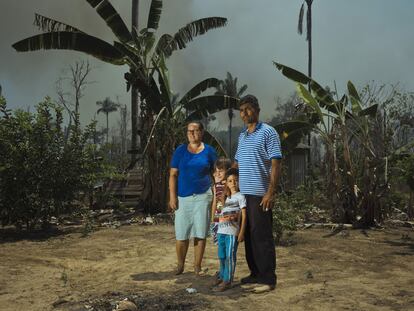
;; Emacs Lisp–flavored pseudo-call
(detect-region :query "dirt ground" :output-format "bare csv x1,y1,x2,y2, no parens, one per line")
0,223,413,311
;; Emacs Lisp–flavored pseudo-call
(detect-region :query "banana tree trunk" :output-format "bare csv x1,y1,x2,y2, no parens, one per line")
130,0,140,165
341,125,358,223
408,190,414,219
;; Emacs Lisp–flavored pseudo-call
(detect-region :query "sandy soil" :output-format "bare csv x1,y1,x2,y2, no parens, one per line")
0,223,413,311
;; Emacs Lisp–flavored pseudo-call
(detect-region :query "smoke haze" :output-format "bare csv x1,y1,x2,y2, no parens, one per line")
1,0,414,130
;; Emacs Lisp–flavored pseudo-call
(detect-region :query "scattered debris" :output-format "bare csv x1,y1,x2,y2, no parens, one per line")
305,270,314,279
186,288,197,294
57,291,207,311
115,299,138,311
52,298,68,307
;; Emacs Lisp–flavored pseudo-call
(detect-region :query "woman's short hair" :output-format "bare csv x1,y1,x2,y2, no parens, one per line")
187,121,204,131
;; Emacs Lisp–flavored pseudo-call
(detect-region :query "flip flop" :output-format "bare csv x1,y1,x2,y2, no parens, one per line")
212,282,232,292
194,267,208,276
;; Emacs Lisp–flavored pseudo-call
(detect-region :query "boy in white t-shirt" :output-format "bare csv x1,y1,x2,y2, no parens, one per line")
212,168,247,292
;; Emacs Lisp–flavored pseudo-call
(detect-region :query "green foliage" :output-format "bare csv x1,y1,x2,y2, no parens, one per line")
396,154,414,191
0,98,104,230
81,208,95,237
273,185,326,244
273,62,391,226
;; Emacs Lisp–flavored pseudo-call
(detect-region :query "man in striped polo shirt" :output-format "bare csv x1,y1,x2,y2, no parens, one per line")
234,94,282,293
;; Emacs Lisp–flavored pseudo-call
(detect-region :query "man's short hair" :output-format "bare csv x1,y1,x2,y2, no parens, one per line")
239,94,260,112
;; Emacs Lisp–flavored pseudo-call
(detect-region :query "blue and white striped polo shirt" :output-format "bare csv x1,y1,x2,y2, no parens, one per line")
235,122,282,196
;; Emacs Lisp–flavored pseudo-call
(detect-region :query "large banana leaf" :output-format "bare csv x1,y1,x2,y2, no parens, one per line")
147,0,163,31
143,77,163,114
154,64,172,114
12,32,125,65
347,81,362,115
359,104,378,117
113,41,142,69
179,78,221,105
154,34,175,58
274,120,313,154
172,17,227,50
273,61,309,84
85,0,132,43
184,95,239,121
273,62,338,113
203,130,228,157
34,13,84,33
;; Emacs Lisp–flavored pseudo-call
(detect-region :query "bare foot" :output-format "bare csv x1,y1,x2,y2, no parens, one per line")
174,264,184,275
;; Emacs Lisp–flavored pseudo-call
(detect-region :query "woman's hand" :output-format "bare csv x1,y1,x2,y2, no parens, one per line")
169,168,179,211
169,197,178,211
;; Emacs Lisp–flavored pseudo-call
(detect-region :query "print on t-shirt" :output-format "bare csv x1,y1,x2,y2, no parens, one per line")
217,192,246,236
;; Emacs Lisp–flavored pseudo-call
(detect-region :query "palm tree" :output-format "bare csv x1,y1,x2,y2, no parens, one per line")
298,0,314,87
96,97,120,143
214,72,247,158
12,0,227,165
298,0,315,173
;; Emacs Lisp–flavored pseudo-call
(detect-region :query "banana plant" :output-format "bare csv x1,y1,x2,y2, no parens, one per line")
12,0,228,166
136,63,239,212
274,62,384,226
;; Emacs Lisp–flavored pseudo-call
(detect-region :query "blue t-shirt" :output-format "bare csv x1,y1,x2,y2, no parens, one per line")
171,143,217,197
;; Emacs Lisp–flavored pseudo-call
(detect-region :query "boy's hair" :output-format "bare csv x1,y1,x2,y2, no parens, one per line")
214,157,231,170
225,167,239,179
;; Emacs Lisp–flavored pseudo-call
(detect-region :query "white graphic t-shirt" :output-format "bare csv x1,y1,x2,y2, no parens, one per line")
217,192,246,236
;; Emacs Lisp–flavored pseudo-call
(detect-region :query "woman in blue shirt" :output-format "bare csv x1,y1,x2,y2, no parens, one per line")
169,121,217,275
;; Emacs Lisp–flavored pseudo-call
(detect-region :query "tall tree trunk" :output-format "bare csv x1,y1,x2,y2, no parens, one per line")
106,112,109,144
228,108,233,158
307,0,312,86
130,0,140,165
306,0,313,172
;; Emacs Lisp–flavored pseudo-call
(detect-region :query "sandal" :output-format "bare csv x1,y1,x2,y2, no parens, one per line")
212,278,223,287
212,281,231,292
194,266,208,276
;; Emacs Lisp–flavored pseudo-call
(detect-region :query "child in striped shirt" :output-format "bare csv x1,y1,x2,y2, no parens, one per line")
210,157,231,244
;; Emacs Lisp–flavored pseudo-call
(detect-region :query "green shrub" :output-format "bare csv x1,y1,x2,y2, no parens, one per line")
0,97,105,230
273,184,327,244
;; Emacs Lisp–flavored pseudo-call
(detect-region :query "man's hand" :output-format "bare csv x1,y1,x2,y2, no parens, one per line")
169,197,178,211
238,232,245,242
260,192,274,211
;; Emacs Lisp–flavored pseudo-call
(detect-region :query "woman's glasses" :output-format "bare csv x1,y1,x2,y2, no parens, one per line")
187,129,201,134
